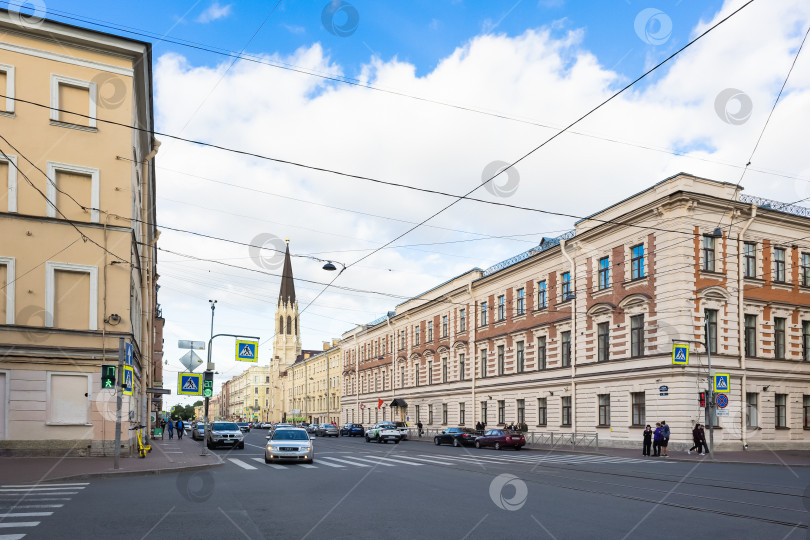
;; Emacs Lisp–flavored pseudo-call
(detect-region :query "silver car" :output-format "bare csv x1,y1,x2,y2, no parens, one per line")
316,423,338,437
191,423,207,440
265,428,314,464
206,421,245,449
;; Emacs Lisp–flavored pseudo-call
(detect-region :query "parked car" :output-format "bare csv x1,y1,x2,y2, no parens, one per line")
340,423,364,437
206,421,245,449
434,427,478,447
393,421,409,440
305,423,318,434
265,427,314,464
474,429,525,450
191,423,207,440
315,423,339,437
236,422,251,433
365,423,401,444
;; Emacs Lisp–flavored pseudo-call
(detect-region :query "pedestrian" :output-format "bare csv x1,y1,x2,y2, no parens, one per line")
653,422,662,457
417,421,423,437
176,419,184,440
167,419,174,439
642,425,652,456
697,424,709,455
688,423,701,454
660,420,670,457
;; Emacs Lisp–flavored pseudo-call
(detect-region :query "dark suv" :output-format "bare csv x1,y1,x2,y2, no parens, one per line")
340,423,364,437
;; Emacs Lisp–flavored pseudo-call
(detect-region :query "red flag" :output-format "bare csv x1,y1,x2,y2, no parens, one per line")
378,398,384,409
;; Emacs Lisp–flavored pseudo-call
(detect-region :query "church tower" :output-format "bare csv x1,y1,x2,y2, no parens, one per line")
273,241,301,370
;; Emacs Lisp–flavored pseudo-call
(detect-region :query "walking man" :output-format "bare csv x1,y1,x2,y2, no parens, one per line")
688,423,701,454
176,419,184,440
698,424,709,455
660,420,670,457
167,418,174,439
417,421,423,437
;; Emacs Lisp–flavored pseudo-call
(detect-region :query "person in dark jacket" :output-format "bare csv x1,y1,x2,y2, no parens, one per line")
176,419,184,439
652,423,663,457
167,419,174,439
688,424,702,454
642,425,652,456
660,420,670,457
417,421,423,437
697,424,709,455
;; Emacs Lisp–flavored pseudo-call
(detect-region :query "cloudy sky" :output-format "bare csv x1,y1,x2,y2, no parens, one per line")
22,0,810,407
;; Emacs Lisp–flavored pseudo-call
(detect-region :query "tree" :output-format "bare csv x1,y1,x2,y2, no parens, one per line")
193,400,203,407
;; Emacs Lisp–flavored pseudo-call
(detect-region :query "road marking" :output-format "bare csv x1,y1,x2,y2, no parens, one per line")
317,456,370,468
336,456,394,467
313,460,344,468
0,498,71,502
0,534,27,540
361,455,422,466
0,505,63,509
0,484,87,488
386,455,454,466
228,458,257,470
250,458,288,470
300,464,317,469
0,487,85,492
0,512,53,517
0,522,39,528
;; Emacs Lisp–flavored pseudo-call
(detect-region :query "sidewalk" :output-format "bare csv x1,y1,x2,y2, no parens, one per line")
0,435,223,484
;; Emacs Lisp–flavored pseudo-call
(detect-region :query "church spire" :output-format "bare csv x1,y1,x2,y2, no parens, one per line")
278,240,296,306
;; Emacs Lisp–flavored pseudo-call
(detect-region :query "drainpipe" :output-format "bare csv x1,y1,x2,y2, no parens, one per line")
387,316,394,419
738,204,756,450
560,238,576,432
469,282,476,426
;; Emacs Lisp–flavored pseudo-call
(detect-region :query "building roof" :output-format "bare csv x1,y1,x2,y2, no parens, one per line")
278,242,296,305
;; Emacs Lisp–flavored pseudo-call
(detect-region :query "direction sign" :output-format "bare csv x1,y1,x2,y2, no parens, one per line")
178,340,206,350
178,373,203,396
716,394,729,408
235,340,258,362
122,365,134,396
672,344,689,365
179,350,204,372
124,341,133,366
713,373,730,393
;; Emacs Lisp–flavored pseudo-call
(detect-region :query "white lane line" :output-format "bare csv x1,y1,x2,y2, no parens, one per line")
0,522,39,528
386,455,454,466
300,464,317,469
0,498,71,502
0,487,85,492
1,483,87,488
0,534,27,540
250,458,287,470
361,455,422,466
228,458,257,470
0,512,53,517
336,456,394,467
313,460,344,468
317,456,370,468
0,505,62,509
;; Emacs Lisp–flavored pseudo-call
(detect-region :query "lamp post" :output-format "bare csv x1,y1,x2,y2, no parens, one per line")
202,300,216,456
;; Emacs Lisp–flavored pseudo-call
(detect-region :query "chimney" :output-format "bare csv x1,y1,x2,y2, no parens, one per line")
332,338,339,348
323,341,330,351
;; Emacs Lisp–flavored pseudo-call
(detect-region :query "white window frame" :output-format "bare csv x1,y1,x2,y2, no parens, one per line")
50,74,97,128
46,161,100,222
0,154,17,212
0,63,15,114
0,369,9,439
0,257,14,324
45,261,98,330
46,371,92,426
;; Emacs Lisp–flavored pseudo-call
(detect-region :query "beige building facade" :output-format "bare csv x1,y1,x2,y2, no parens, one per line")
341,174,810,450
286,340,341,425
0,14,160,455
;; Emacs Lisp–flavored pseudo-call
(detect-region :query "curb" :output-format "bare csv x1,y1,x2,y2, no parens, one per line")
44,459,226,483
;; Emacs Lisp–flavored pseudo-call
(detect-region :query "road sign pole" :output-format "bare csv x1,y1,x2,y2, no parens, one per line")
705,320,714,456
113,337,124,469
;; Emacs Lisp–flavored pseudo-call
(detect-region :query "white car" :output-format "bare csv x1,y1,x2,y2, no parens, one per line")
365,423,402,444
265,427,314,464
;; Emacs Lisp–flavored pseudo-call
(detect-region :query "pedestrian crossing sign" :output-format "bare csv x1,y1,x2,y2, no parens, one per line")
122,366,134,396
178,373,203,395
714,373,730,393
235,340,258,362
672,344,689,365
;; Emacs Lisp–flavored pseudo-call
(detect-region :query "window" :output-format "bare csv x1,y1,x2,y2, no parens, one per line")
415,405,420,424
537,337,546,370
516,288,525,315
497,295,505,321
481,401,487,425
561,272,571,301
46,262,98,330
630,315,644,357
516,341,524,373
745,315,757,357
598,257,610,289
442,358,448,383
804,395,810,429
400,365,405,388
428,404,434,425
597,322,609,361
631,392,645,427
415,325,420,346
704,309,718,355
631,244,645,279
802,253,810,287
561,396,571,426
497,400,505,424
457,353,465,381
442,403,448,425
46,162,100,223
50,74,97,129
480,349,487,378
703,236,716,272
428,361,433,385
47,373,90,424
775,394,787,428
803,322,810,362
774,318,786,359
744,242,756,278
497,345,505,375
415,364,420,387
517,399,525,423
0,256,15,324
0,63,16,115
774,248,786,282
598,394,610,426
537,280,547,308
561,331,571,367
537,398,547,426
400,330,405,349
481,302,488,326
459,402,465,425
0,154,18,213
459,309,466,332
427,322,433,342
442,315,448,337
746,393,758,428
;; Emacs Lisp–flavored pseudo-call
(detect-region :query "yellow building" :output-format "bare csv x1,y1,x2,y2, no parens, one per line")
0,13,160,455
286,340,341,425
223,364,269,422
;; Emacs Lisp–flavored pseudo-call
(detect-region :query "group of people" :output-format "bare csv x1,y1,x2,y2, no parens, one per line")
504,422,528,432
474,421,486,432
162,418,185,440
642,421,710,457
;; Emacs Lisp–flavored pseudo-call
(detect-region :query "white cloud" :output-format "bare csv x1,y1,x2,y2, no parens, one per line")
283,24,306,35
196,2,232,23
154,0,810,395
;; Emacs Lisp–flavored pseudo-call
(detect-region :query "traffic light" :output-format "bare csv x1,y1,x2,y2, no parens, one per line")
203,371,214,398
698,391,706,408
101,365,116,389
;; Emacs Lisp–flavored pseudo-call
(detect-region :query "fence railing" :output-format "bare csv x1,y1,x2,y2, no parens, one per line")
406,428,598,451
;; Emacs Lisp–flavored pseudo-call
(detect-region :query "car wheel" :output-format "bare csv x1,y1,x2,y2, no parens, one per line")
434,437,440,446
265,455,271,464
453,439,460,447
515,446,521,451
238,443,245,449
475,441,481,449
365,436,370,443
495,442,501,450
394,439,400,444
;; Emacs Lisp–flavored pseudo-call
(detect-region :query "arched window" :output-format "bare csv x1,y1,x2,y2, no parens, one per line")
295,317,298,335
279,316,284,334
287,316,292,334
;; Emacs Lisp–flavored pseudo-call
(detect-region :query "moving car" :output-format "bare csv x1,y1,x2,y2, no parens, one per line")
474,429,525,450
340,423,364,437
393,421,409,440
434,427,478,447
315,423,339,437
191,423,207,440
265,427,314,464
365,423,401,444
206,421,245,449
236,422,251,433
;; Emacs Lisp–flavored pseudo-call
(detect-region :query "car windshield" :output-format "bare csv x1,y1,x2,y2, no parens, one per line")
272,430,309,441
212,422,238,431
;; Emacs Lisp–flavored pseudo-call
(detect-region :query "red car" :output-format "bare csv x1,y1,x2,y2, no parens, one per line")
474,429,526,450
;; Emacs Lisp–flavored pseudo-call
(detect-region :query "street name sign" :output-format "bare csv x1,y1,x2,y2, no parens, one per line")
178,340,205,350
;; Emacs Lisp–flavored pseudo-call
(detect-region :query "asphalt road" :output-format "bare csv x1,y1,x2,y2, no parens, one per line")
4,429,809,539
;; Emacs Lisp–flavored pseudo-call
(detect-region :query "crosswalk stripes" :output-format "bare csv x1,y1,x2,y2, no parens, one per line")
312,456,370,467
228,458,258,470
250,458,288,469
386,454,455,466
0,483,87,539
359,455,422,466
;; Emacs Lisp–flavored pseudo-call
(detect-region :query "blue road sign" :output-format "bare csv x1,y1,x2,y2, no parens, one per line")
672,344,689,365
178,373,203,396
717,394,729,408
236,340,258,362
125,342,133,366
123,366,134,396
714,373,730,393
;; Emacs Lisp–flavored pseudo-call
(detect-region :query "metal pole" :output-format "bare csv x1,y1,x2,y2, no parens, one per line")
202,300,216,456
706,319,714,454
113,337,124,469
